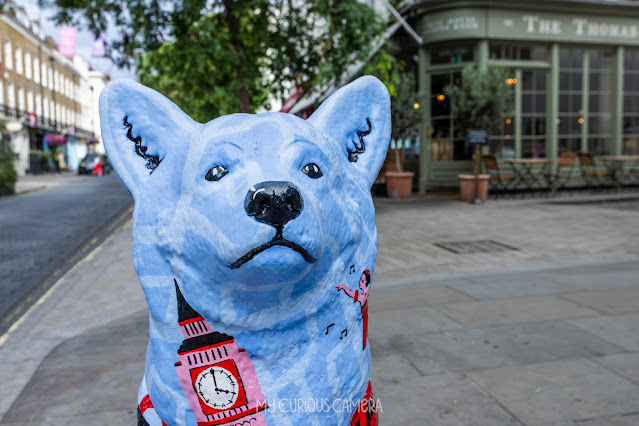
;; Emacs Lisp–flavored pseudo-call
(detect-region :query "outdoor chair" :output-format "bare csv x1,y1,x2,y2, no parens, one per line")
483,154,517,195
544,152,576,195
578,152,613,188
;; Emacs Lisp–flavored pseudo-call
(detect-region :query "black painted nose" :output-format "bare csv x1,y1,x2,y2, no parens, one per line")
245,181,303,229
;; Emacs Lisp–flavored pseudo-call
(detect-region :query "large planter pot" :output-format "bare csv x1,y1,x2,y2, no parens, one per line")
458,174,490,202
385,171,414,199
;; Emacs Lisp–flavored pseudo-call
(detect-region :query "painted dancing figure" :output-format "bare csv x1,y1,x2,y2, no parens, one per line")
335,269,371,350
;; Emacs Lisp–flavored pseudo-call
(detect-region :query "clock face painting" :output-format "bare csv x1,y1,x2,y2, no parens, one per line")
196,366,238,409
189,359,248,415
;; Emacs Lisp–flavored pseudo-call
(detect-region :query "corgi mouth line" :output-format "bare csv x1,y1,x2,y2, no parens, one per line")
230,237,316,269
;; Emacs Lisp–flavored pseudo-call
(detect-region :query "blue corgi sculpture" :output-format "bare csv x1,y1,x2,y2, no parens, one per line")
100,76,390,426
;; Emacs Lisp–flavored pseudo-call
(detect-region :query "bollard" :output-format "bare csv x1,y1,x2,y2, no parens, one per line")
99,76,390,426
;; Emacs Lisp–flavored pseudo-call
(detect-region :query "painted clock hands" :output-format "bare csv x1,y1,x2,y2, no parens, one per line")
211,369,231,395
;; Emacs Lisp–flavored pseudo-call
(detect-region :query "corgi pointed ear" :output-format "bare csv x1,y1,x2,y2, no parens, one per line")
99,79,198,199
307,76,391,188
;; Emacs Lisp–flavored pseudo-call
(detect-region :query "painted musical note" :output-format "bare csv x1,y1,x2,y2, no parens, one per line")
340,329,348,340
325,323,335,335
349,264,355,274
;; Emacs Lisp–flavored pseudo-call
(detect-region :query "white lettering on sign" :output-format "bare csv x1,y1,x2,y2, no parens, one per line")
425,16,479,34
523,16,561,35
572,18,638,39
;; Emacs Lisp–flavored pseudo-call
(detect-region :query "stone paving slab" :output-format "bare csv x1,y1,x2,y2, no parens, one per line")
376,373,522,426
466,359,639,425
568,314,639,352
593,352,639,385
369,285,474,312
369,337,435,385
560,287,639,315
369,306,462,338
1,312,147,424
434,295,599,328
541,270,639,291
0,410,135,426
447,274,573,300
393,321,623,373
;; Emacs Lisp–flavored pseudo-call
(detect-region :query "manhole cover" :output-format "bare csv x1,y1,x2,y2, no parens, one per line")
434,240,519,254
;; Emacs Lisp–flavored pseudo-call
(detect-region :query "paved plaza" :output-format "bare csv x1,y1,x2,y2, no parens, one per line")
1,196,639,425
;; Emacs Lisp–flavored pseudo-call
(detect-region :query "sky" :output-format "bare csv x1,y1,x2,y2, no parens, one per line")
17,0,136,80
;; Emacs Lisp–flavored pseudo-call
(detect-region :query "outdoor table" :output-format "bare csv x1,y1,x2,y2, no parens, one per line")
599,156,639,188
504,158,552,191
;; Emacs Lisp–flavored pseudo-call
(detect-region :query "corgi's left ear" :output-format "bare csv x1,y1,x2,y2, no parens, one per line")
307,76,391,188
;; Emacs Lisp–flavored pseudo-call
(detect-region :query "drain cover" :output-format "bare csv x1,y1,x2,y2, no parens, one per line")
434,240,519,254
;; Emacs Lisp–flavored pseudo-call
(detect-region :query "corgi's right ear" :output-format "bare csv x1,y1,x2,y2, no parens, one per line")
99,79,198,198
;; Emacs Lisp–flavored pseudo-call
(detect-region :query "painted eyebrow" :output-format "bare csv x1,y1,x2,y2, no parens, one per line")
222,142,244,152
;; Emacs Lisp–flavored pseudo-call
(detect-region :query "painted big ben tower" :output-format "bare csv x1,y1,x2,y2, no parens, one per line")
174,280,268,425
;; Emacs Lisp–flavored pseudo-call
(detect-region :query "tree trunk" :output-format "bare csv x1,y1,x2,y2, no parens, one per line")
223,0,250,113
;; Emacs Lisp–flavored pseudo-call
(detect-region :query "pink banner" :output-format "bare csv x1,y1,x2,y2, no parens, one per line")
58,27,76,58
91,32,107,58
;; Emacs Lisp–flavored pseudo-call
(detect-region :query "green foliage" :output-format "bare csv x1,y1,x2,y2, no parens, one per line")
0,142,17,190
41,0,388,119
390,71,421,140
443,65,515,136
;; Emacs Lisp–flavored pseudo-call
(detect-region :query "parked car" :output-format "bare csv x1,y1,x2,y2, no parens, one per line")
78,154,112,174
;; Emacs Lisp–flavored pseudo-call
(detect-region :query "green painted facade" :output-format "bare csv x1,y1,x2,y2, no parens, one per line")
410,0,639,191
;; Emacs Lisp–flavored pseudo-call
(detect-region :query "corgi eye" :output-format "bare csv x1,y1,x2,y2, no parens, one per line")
205,165,228,182
301,163,323,179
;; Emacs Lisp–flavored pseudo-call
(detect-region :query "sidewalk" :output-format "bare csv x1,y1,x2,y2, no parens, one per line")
1,198,639,425
13,172,94,195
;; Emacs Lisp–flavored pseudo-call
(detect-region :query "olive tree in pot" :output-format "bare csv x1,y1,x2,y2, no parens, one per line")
385,72,421,198
443,65,514,202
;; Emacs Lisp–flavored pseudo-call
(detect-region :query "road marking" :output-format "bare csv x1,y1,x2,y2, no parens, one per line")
0,218,132,349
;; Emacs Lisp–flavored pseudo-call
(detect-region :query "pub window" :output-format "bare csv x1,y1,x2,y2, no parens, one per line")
489,69,517,159
430,71,472,162
588,49,613,155
558,48,583,154
490,44,548,61
623,49,639,155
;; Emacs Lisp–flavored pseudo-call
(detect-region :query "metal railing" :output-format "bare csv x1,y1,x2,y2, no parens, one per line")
0,104,95,139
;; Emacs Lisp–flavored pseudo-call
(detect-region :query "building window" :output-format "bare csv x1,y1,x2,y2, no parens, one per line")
27,90,34,112
24,51,32,80
430,71,472,162
623,49,639,155
41,63,47,87
15,47,23,75
7,83,15,108
48,67,53,90
4,40,12,70
43,96,49,119
0,80,4,105
50,99,55,121
17,86,25,111
558,48,583,154
588,49,613,155
33,57,40,83
54,70,59,93
490,44,548,61
35,93,41,116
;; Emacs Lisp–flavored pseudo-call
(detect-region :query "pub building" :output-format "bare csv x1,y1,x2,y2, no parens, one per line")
395,0,639,192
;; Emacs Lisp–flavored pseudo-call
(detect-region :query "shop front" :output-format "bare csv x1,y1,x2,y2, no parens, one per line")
409,0,639,191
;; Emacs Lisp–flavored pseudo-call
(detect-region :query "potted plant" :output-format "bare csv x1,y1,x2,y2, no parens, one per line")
29,149,45,174
43,134,67,172
443,65,514,202
0,142,17,196
385,72,421,198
